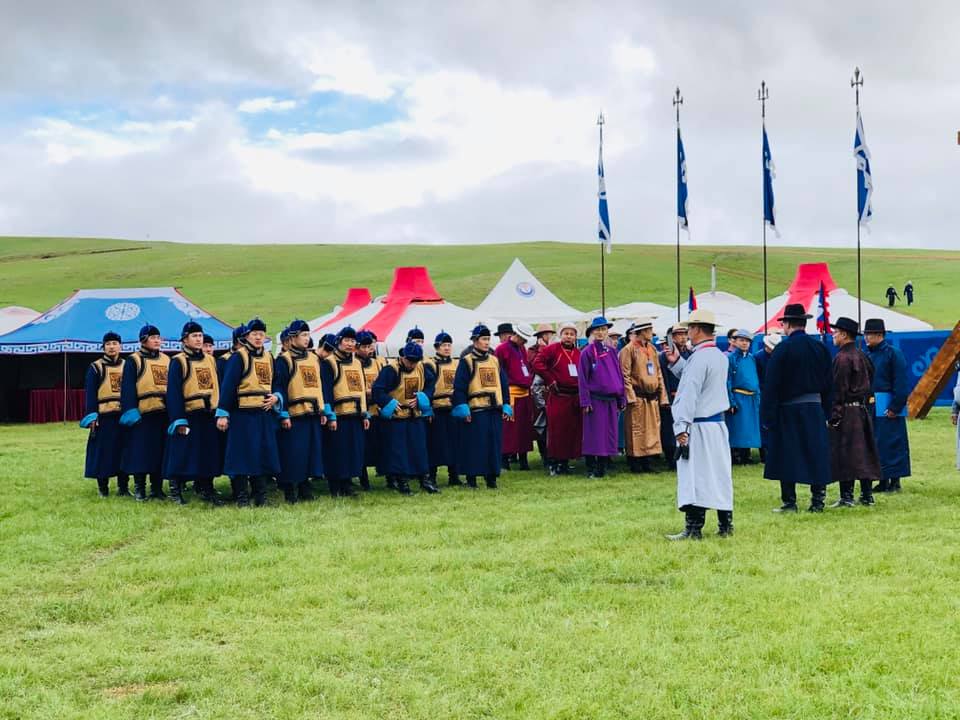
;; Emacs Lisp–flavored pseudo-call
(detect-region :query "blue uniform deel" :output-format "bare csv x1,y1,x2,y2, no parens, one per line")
726,350,761,450
866,340,911,480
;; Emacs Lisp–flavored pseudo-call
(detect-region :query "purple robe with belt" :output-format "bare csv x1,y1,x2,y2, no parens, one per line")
578,340,625,457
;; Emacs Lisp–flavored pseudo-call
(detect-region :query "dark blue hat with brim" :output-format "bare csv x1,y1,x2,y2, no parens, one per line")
139,324,160,341
288,319,310,336
102,331,121,345
863,318,886,334
203,334,214,345
336,326,357,342
471,324,491,340
247,318,267,333
232,324,247,342
320,333,337,350
434,330,453,347
181,321,203,339
406,327,425,341
586,316,613,336
356,330,376,346
402,341,424,361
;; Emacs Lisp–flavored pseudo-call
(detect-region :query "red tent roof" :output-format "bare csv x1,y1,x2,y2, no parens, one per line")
760,263,838,332
316,288,372,330
364,267,444,339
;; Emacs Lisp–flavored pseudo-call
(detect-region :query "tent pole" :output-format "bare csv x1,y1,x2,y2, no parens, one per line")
600,243,606,317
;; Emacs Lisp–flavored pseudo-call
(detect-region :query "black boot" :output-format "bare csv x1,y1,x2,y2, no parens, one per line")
359,467,371,491
149,475,167,500
859,479,875,506
594,458,606,479
774,481,797,512
889,477,902,492
385,475,397,491
232,476,250,507
717,510,734,537
501,454,512,471
466,476,478,489
282,484,298,504
340,478,358,497
197,478,224,506
830,481,855,508
96,477,110,498
809,484,827,513
251,476,268,506
169,478,188,505
585,455,597,479
396,477,412,495
298,480,315,501
517,453,530,471
448,467,462,486
133,475,148,502
873,478,890,493
485,474,498,489
560,461,572,475
419,476,440,494
667,506,704,541
116,474,130,497
639,456,653,473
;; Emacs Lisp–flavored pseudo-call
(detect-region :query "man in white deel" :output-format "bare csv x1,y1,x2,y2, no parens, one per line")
667,309,734,540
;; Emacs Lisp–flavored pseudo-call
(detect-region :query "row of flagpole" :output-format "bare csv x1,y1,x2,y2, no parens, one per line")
595,67,874,332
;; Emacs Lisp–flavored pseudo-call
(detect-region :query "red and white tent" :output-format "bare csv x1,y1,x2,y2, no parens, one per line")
310,267,479,356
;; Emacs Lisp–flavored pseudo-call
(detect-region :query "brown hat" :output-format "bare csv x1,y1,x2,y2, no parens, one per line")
534,323,554,336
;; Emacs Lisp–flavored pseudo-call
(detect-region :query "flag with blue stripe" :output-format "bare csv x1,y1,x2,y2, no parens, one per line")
677,126,689,231
855,110,873,227
598,132,612,254
762,125,780,237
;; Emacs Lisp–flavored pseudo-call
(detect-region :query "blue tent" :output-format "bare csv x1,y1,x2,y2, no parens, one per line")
0,287,235,354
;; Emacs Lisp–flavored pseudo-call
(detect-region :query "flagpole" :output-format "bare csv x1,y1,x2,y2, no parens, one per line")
674,87,683,323
852,67,864,329
758,81,769,331
597,112,606,316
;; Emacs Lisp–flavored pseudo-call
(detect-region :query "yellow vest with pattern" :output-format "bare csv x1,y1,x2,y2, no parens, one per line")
386,360,425,419
360,356,385,416
131,351,170,414
174,351,219,414
463,352,503,411
425,356,459,410
279,350,325,418
235,345,273,410
92,357,123,414
325,351,367,417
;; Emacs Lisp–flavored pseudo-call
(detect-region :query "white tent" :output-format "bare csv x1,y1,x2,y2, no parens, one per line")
654,291,758,335
593,301,674,322
0,306,39,336
474,258,585,324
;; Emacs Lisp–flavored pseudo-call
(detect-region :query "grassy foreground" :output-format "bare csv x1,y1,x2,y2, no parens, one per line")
2,412,959,719
0,237,957,330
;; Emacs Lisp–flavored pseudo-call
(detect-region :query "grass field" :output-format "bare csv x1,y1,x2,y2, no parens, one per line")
1,413,959,719
0,237,957,331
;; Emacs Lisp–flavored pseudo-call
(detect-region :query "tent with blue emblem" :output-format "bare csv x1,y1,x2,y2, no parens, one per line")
474,258,586,325
0,287,237,422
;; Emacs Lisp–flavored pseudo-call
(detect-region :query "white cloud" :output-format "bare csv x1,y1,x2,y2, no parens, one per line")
237,96,298,114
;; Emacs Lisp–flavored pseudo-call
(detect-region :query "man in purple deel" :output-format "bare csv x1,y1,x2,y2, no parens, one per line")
578,316,626,479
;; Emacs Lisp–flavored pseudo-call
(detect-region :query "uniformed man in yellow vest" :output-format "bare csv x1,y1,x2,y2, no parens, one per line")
215,318,282,507
356,329,384,490
216,325,245,379
451,324,512,489
202,333,215,358
80,331,129,497
320,326,370,497
424,330,462,486
119,324,171,501
274,319,335,503
372,341,435,494
163,321,223,505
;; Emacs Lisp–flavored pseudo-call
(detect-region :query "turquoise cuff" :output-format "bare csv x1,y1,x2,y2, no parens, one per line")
279,410,290,420
119,408,141,426
323,404,337,422
272,392,284,410
215,408,230,419
503,404,514,418
415,391,431,412
451,403,470,419
167,418,188,435
79,412,98,428
381,398,399,419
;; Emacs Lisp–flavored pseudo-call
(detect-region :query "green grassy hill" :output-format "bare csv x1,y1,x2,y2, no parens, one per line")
0,237,955,330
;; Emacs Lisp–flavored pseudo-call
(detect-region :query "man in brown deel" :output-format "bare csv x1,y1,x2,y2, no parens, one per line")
619,318,668,472
828,316,882,507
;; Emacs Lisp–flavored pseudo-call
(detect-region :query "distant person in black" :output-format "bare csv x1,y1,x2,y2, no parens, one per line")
761,303,835,512
885,285,900,307
903,281,914,306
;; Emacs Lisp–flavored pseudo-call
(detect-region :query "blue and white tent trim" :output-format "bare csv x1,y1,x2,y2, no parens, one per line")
0,287,237,355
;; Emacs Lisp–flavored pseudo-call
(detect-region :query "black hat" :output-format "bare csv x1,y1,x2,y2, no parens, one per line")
496,323,514,335
247,317,267,333
138,324,160,341
320,333,337,351
202,334,214,345
406,326,425,341
778,303,812,322
864,318,886,334
434,330,453,347
336,326,357,343
181,321,203,339
288,319,310,336
232,324,247,342
307,337,315,349
102,331,121,345
402,341,424,361
831,316,861,336
356,330,376,346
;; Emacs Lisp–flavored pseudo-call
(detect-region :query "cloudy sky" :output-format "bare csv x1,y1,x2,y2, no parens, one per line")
0,1,957,248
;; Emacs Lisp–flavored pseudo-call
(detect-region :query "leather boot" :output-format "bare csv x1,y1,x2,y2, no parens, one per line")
667,506,704,540
889,477,902,492
328,477,340,498
251,476,268,506
149,475,167,500
385,475,397,491
501,454,512,471
485,474,498,489
282,484,298,504
340,479,358,497
872,478,890,493
585,455,597,479
448,468,462,486
718,510,734,537
639,456,653,473
517,453,530,471
594,459,606,479
298,480,314,501
830,481,855,508
231,476,250,507
859,479,875,506
133,475,148,502
97,477,110,497
116,475,130,497
169,478,188,505
198,478,224,506
808,484,827,512
466,476,478,489
774,481,797,512
559,461,572,475
419,476,440,494
396,477,412,495
359,467,370,491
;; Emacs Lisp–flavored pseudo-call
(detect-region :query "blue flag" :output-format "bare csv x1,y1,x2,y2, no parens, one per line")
855,110,873,227
598,131,612,254
677,126,689,231
762,125,779,237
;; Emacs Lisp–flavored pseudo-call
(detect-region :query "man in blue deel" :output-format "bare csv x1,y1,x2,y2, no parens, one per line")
80,332,129,497
726,329,761,465
864,318,911,493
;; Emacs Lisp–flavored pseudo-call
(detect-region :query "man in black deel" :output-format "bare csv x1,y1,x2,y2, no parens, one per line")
761,303,834,512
